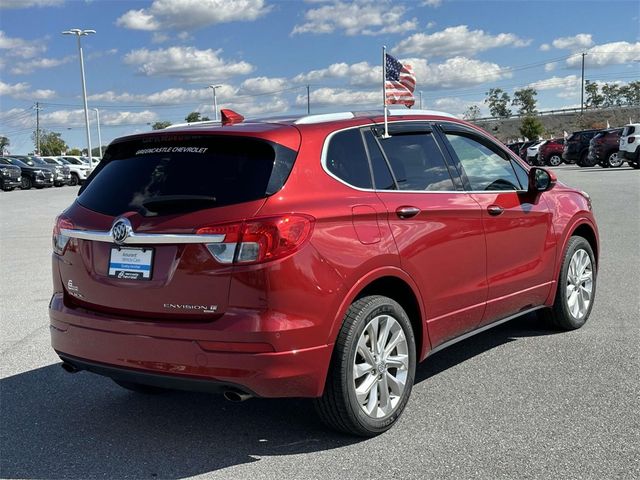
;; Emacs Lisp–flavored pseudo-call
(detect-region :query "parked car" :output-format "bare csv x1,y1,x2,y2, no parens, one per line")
36,156,72,186
619,123,640,169
0,156,54,189
538,138,565,167
563,129,601,166
50,109,599,436
518,140,538,162
588,128,623,168
58,156,93,186
0,158,22,191
526,140,546,165
506,142,524,155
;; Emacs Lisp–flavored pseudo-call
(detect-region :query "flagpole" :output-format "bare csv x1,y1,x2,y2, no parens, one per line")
382,45,389,138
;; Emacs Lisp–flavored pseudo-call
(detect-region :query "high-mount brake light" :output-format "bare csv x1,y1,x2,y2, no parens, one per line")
198,215,314,265
52,215,74,255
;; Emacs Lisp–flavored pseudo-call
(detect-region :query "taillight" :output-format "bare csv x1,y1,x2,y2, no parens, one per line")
628,136,636,144
197,214,314,265
52,215,73,255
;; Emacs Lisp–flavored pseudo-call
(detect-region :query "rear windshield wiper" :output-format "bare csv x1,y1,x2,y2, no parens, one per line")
141,195,217,210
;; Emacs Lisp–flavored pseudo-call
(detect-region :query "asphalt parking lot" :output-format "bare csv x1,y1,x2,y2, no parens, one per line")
1,165,639,480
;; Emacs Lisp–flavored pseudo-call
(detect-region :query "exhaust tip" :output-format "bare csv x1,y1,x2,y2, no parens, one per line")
61,362,79,374
223,390,252,402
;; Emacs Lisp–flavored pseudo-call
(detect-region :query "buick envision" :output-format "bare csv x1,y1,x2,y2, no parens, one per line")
50,110,599,436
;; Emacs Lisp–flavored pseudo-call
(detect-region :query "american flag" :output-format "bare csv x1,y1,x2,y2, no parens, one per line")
385,53,416,108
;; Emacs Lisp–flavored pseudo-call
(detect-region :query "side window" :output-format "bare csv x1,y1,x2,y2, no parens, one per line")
326,129,372,189
363,130,395,190
445,133,522,191
512,160,529,189
376,132,456,191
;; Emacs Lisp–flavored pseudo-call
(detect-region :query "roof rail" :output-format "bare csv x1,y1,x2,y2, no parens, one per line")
163,120,222,130
387,108,457,119
294,112,355,125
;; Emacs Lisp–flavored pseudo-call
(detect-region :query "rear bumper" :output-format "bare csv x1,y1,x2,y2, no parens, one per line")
49,293,333,398
620,149,638,161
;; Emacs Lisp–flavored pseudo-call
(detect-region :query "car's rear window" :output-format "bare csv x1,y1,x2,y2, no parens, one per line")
623,126,636,136
78,135,296,217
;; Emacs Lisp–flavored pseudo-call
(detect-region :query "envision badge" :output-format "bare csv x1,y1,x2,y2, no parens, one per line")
163,303,218,313
111,218,133,245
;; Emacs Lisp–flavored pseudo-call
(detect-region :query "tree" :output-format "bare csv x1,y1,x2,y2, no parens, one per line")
0,136,9,153
584,80,603,109
152,121,172,130
519,116,544,140
485,88,511,118
91,146,107,157
67,148,82,156
32,129,67,155
462,105,481,121
185,112,210,123
620,81,640,105
512,87,538,116
601,83,622,107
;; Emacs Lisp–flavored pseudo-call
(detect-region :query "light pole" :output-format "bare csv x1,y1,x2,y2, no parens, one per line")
208,85,222,121
93,108,102,159
62,28,95,168
419,91,423,110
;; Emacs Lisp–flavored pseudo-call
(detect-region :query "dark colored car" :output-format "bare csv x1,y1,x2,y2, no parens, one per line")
35,156,71,186
0,159,22,191
563,129,601,166
50,109,599,436
538,138,565,167
588,128,623,168
506,142,524,155
0,157,54,189
518,140,537,162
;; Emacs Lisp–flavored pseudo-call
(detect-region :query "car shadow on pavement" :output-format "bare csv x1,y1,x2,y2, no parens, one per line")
0,313,557,479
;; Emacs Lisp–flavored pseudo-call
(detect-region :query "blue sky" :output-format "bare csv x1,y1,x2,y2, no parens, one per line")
1,0,639,154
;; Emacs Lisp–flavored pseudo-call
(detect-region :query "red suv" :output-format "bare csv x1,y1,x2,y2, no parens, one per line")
538,138,565,166
50,110,599,436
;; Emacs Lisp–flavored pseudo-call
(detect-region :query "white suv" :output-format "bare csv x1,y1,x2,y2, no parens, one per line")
58,156,94,186
619,124,640,169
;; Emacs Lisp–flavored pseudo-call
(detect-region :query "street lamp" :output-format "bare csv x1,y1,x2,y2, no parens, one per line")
208,85,222,121
93,108,102,159
62,28,95,168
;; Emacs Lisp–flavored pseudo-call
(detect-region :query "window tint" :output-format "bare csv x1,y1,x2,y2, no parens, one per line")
512,160,529,190
326,129,372,189
78,136,296,217
377,132,455,191
363,130,395,190
445,133,522,191
623,126,636,136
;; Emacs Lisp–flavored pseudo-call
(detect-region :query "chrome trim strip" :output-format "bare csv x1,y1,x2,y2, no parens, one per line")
427,306,544,357
60,229,225,244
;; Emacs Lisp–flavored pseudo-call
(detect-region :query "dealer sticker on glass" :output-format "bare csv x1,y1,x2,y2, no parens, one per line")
108,247,153,280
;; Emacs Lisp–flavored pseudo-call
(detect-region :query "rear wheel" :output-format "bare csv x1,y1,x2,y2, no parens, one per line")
20,176,32,190
113,379,169,394
547,154,562,167
314,295,416,436
607,151,622,168
539,236,596,330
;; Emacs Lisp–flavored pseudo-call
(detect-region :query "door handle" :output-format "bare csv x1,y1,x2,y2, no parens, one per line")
396,206,421,219
487,205,504,216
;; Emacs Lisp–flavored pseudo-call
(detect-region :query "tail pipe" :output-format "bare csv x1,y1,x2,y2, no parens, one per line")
223,390,253,402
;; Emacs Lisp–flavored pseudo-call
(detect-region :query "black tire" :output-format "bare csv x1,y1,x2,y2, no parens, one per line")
314,295,416,437
68,173,79,187
113,379,169,394
632,161,640,170
539,236,596,330
20,176,32,190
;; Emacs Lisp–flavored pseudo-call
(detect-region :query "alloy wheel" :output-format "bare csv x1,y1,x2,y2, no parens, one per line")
566,249,593,320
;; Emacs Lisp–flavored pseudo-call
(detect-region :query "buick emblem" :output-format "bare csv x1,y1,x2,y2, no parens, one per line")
111,218,132,245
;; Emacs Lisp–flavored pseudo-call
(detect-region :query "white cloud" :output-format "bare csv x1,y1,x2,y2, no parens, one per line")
551,33,594,51
393,25,530,57
123,46,254,83
430,97,483,117
0,0,63,8
293,61,380,86
566,41,640,68
9,55,74,75
540,43,551,51
0,80,56,100
34,109,158,128
528,75,580,92
239,77,287,94
0,31,47,59
117,0,270,31
295,87,379,107
544,62,558,72
292,1,417,36
422,0,442,6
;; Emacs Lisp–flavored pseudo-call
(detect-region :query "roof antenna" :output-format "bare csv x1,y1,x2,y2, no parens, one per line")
221,109,244,126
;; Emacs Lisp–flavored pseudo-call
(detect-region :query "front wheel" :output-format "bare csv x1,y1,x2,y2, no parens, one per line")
20,176,32,190
607,151,623,168
314,296,416,436
68,173,79,186
539,236,596,330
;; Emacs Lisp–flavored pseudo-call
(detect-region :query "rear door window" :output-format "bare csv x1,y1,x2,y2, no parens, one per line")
325,129,372,189
78,135,296,217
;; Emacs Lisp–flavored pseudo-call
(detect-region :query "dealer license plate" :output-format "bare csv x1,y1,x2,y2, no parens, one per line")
108,247,154,280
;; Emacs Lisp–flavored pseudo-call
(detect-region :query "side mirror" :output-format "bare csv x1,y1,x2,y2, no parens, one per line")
528,167,556,192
